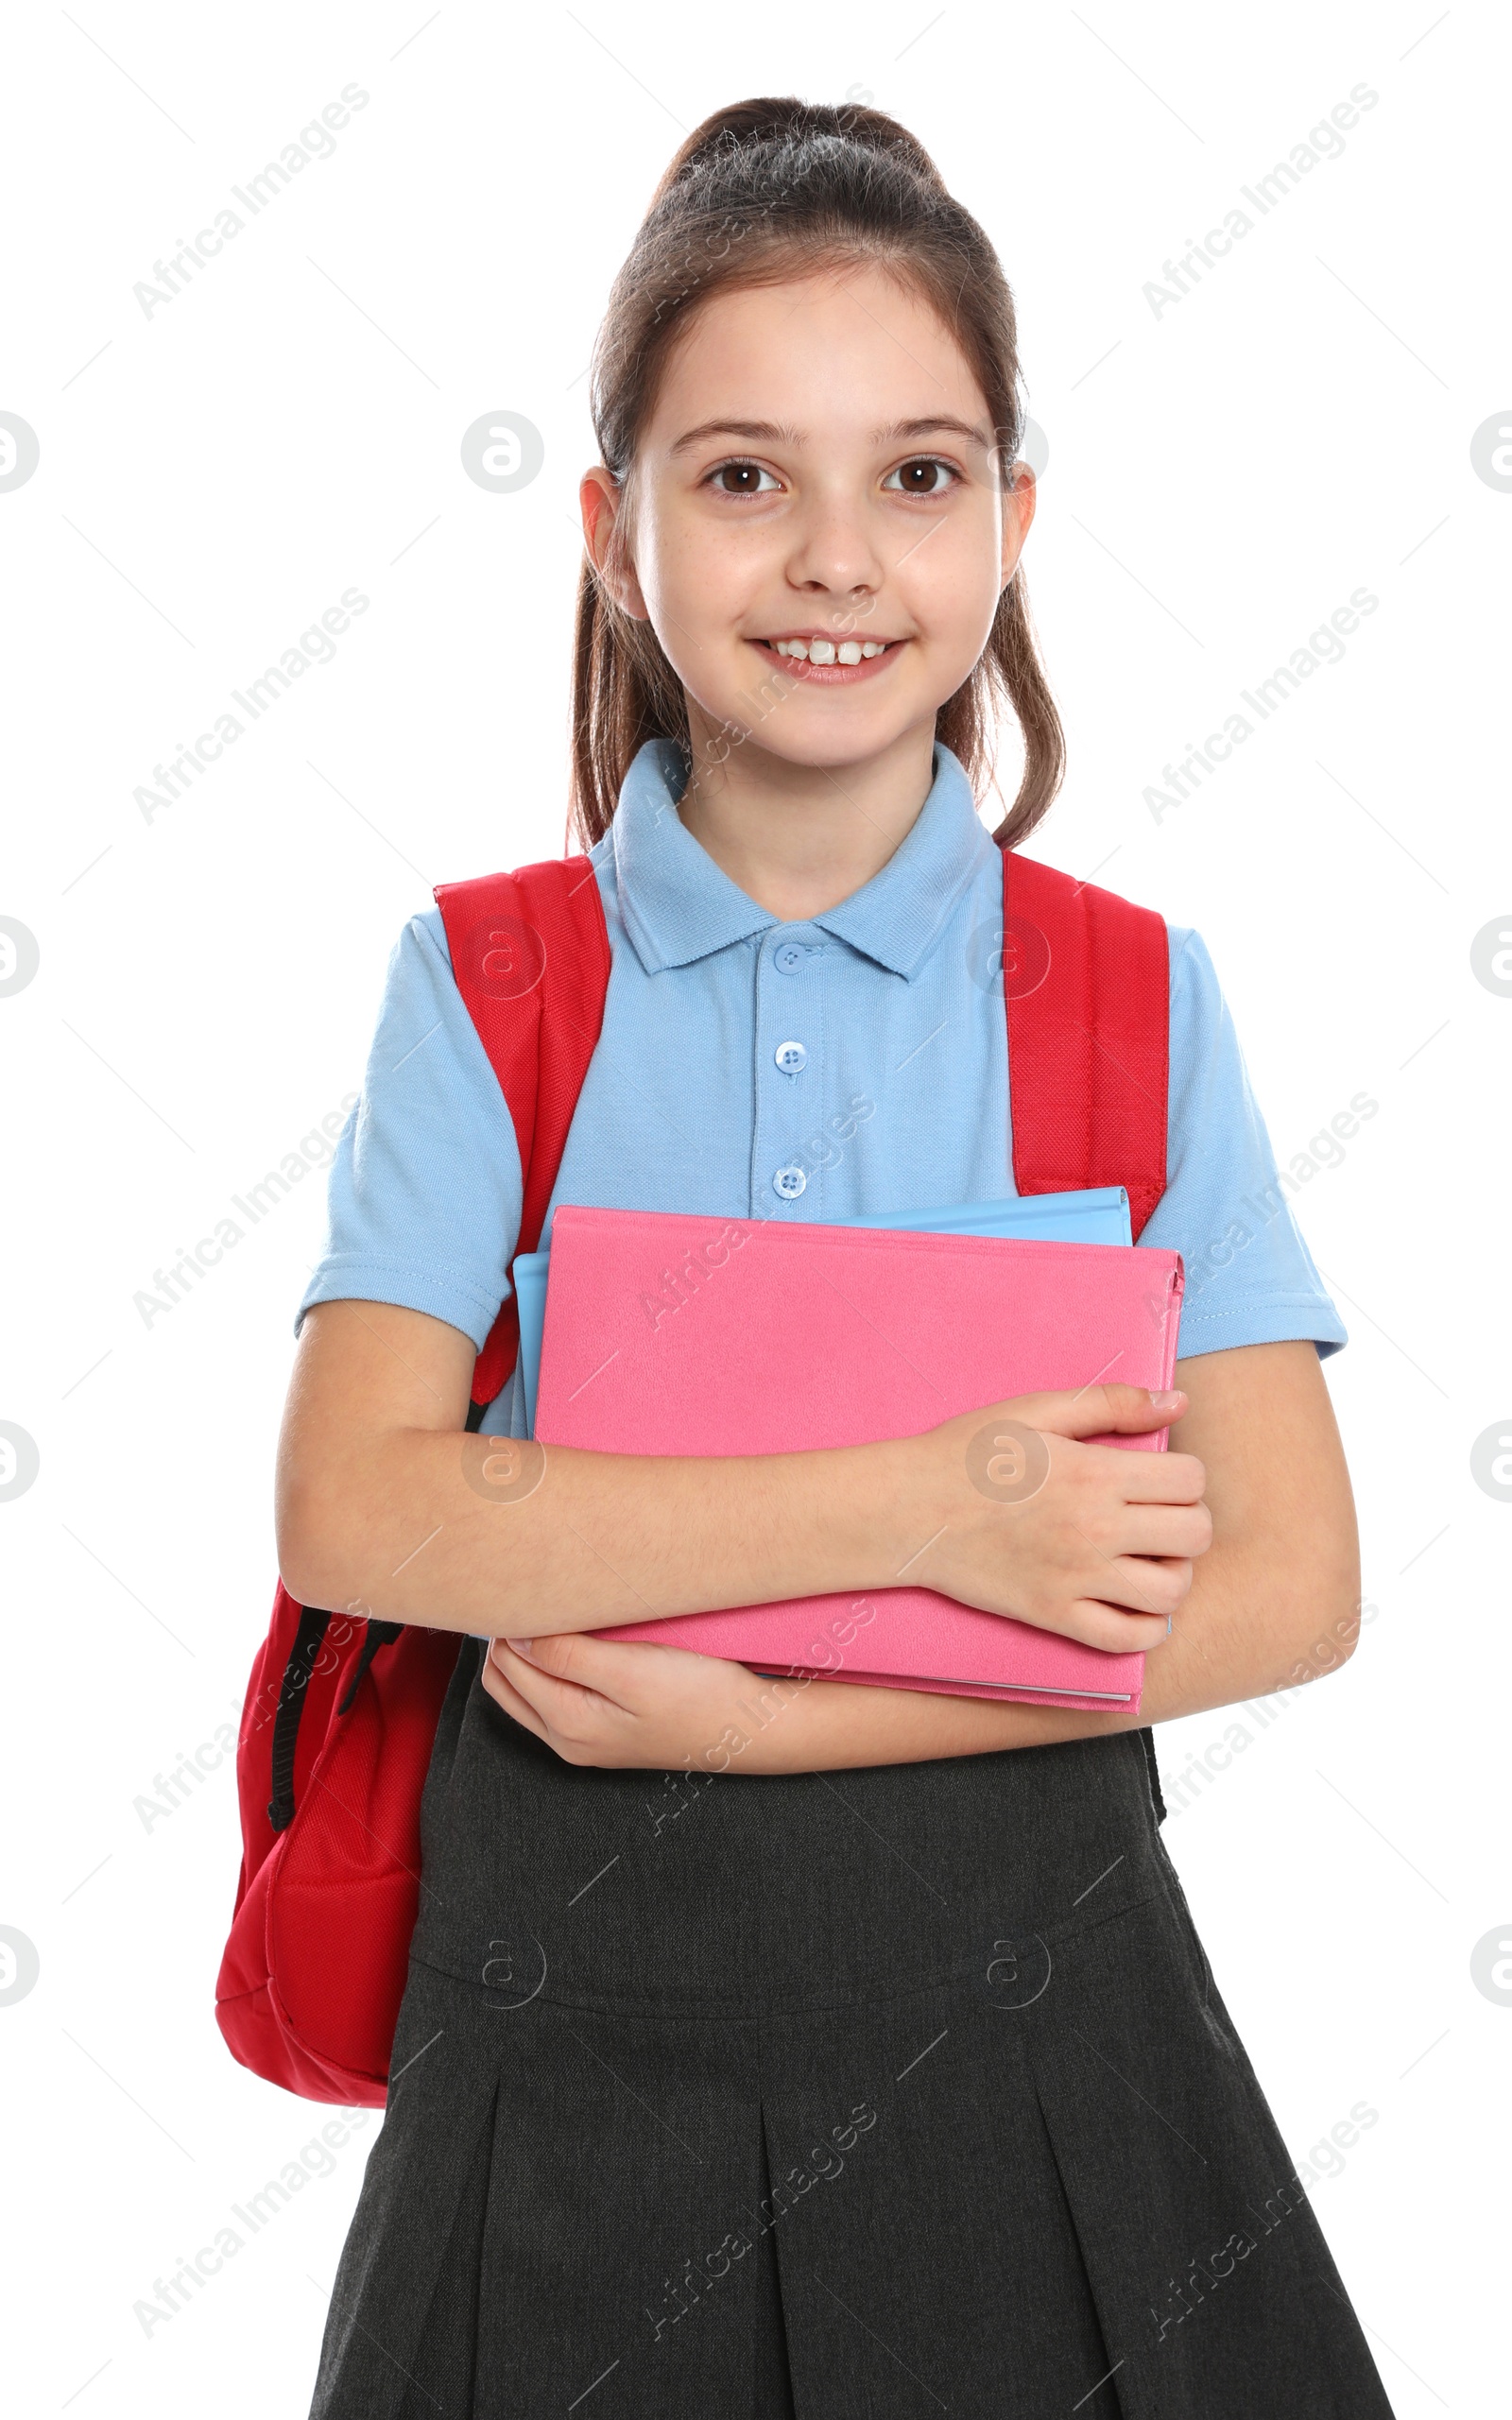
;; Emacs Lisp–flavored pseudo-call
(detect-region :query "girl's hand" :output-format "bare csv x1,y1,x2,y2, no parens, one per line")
894,1382,1212,1655
480,1628,770,1771
478,1382,1210,1769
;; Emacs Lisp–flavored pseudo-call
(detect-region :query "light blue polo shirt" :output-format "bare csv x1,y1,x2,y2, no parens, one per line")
298,738,1345,1435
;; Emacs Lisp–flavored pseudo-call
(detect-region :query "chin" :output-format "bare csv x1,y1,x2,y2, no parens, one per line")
693,682,936,765
736,718,925,779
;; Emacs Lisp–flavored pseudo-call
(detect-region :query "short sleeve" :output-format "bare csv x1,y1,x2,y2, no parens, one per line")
295,908,524,1350
1141,927,1348,1360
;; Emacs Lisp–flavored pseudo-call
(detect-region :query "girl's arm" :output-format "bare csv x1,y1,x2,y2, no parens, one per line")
484,1339,1361,1769
276,1296,1205,1656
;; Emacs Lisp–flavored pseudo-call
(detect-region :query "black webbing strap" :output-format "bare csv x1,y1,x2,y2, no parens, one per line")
267,1607,332,1832
336,1620,404,1716
266,1610,409,1830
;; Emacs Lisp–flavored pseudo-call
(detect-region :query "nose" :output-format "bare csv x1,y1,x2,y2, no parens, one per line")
783,494,885,620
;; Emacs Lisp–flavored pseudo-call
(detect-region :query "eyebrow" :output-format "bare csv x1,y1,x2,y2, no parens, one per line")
667,415,992,456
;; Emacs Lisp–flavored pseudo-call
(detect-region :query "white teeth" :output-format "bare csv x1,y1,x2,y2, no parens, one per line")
771,636,892,662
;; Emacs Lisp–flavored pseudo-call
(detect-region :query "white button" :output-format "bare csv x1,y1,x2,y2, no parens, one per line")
773,941,806,974
774,1039,808,1074
772,1163,807,1200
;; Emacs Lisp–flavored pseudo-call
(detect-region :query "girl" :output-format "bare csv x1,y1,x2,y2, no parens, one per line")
283,98,1394,2419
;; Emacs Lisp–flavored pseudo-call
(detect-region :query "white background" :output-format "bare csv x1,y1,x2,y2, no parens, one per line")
2,3,1506,2412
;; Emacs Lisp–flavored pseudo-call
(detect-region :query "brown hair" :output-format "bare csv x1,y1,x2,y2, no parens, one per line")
570,95,1065,851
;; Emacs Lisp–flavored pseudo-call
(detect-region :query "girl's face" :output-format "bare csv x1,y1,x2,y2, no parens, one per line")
585,265,1033,778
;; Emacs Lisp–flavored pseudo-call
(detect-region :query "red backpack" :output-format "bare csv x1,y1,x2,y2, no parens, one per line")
215,848,1168,2103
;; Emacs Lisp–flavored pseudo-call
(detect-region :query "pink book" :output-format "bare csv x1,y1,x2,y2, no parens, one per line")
532,1206,1185,1711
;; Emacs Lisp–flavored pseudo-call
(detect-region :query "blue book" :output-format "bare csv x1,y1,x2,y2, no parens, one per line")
511,1187,1131,1436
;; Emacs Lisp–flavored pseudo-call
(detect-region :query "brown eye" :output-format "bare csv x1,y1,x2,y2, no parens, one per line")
885,457,960,497
709,460,777,497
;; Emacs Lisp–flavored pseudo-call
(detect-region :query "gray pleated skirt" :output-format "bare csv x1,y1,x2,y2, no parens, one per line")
309,1644,1395,2417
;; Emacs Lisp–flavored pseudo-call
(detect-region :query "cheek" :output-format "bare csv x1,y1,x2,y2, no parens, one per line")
647,522,765,670
903,506,1005,658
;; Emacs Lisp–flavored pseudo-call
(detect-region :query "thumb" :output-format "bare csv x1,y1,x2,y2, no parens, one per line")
1022,1382,1186,1441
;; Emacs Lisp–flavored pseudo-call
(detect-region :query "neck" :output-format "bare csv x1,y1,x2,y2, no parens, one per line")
675,708,939,922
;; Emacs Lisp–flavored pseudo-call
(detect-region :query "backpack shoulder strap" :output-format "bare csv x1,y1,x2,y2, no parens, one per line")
1001,850,1169,1240
434,855,611,1415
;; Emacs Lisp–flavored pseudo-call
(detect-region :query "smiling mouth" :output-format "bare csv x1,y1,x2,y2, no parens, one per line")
756,636,898,663
748,635,904,684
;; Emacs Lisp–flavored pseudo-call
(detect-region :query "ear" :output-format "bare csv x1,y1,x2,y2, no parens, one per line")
1000,461,1037,592
580,467,649,621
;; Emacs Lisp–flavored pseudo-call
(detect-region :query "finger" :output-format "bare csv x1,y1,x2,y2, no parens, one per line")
1079,1553,1194,1621
515,1628,689,1707
1057,1597,1177,1656
1060,1443,1208,1503
479,1647,553,1742
1101,1503,1213,1560
1009,1383,1187,1442
490,1636,627,1734
489,1635,593,1713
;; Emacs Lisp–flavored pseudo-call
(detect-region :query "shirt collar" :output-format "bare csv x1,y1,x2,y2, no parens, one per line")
607,736,996,982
